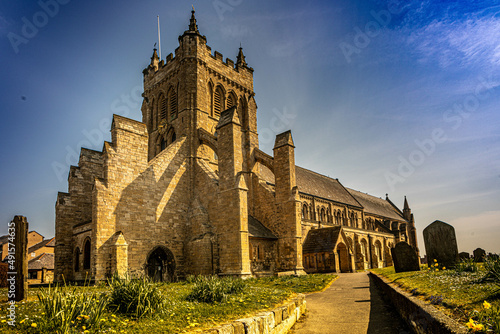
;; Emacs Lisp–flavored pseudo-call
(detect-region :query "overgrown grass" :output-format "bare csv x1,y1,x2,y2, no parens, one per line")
108,275,165,318
36,284,109,333
0,273,336,333
186,275,246,303
371,260,500,332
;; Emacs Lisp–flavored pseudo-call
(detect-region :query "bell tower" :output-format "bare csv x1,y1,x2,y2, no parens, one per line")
141,9,258,166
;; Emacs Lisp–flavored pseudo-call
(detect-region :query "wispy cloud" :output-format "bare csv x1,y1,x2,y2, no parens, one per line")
404,13,500,69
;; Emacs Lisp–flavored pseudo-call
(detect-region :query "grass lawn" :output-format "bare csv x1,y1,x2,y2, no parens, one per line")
0,274,335,334
371,265,500,326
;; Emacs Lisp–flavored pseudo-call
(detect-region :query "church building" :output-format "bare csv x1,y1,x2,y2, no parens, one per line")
54,11,419,281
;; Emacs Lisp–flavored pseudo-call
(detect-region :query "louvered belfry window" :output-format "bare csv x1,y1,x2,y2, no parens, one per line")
227,93,236,109
159,94,167,120
214,86,224,117
168,88,177,119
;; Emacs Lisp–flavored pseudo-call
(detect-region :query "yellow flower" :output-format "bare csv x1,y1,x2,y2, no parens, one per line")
442,267,446,270
20,319,26,324
1,319,6,323
483,300,491,309
466,318,475,329
31,323,37,328
473,323,484,332
435,269,439,271
83,315,90,320
82,325,86,330
434,259,438,262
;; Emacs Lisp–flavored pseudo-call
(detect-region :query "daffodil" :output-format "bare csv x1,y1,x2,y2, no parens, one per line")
473,323,484,332
442,267,446,270
483,300,491,309
434,259,438,262
466,318,475,329
31,323,37,328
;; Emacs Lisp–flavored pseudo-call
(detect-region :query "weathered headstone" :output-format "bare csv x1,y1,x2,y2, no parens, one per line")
391,242,420,273
423,220,459,269
473,248,486,262
7,216,28,303
458,252,470,260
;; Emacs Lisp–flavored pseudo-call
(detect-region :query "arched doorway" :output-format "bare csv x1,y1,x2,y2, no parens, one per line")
337,242,351,273
146,246,176,282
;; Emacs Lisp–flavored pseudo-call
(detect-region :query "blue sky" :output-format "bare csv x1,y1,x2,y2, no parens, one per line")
1,0,499,255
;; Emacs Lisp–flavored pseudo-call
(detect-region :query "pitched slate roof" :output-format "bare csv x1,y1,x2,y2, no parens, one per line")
28,237,55,254
248,216,278,239
258,165,362,208
295,167,362,207
302,226,342,254
28,253,54,270
346,188,405,221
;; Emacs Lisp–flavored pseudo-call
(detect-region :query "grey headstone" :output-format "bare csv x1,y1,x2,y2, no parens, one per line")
391,242,420,273
423,220,459,268
473,248,486,262
458,252,470,260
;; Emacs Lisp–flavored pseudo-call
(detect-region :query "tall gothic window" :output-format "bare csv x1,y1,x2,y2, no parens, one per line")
83,239,91,270
159,94,167,120
209,83,214,117
214,85,224,117
168,87,177,119
227,92,237,109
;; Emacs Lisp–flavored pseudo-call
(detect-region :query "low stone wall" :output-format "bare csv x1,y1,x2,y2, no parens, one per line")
201,294,306,334
369,272,467,334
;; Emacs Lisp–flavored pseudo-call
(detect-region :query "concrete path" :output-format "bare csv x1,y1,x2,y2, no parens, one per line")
290,272,410,334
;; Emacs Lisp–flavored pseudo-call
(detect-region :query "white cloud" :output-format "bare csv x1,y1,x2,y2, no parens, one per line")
404,14,500,69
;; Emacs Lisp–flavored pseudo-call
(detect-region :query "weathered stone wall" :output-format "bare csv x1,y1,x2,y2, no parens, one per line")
55,148,103,281
201,294,306,334
89,115,191,280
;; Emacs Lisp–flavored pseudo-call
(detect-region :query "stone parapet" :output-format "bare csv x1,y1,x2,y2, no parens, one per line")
200,294,305,334
369,272,467,334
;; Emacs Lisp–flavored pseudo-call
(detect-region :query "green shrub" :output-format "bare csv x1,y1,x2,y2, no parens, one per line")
186,275,246,303
37,284,108,334
108,275,165,318
455,257,478,273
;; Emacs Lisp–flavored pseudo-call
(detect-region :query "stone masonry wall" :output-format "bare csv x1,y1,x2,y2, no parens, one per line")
93,115,190,280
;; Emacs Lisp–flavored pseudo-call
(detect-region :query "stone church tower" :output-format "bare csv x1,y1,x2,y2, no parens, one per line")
55,11,417,282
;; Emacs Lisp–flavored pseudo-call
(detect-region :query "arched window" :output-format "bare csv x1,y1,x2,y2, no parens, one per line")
342,212,347,226
168,87,177,119
170,131,176,143
83,239,91,270
320,208,326,222
214,85,224,117
160,137,167,151
158,94,167,120
209,82,214,117
74,247,80,272
302,204,308,220
227,92,237,109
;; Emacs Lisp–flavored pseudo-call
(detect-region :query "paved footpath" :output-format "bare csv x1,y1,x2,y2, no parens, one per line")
290,272,410,334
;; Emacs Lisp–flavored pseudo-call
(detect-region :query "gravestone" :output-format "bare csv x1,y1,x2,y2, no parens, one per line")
473,248,486,262
391,242,420,273
458,252,470,260
423,220,459,269
7,216,28,302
